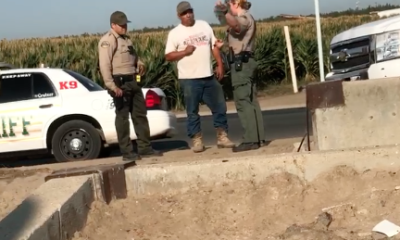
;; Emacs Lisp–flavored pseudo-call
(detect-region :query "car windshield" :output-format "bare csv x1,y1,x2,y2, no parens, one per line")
63,69,104,92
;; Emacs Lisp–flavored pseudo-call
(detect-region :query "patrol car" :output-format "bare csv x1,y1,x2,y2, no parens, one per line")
0,67,177,162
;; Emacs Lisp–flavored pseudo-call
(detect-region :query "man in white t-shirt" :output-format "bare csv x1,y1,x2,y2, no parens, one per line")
165,1,235,153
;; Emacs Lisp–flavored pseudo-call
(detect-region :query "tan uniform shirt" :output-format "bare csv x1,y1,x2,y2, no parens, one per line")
98,29,140,91
228,10,256,55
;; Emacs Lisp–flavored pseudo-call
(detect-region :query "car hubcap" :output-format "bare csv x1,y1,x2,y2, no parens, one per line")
60,129,92,160
70,138,83,151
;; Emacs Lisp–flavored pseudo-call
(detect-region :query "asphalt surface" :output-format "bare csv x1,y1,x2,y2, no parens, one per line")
0,107,309,167
152,107,309,151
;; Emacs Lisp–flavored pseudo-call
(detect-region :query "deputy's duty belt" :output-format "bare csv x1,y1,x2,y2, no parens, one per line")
112,74,136,83
234,51,254,58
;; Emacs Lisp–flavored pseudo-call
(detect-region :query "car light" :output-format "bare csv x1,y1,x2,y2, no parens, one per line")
145,90,161,108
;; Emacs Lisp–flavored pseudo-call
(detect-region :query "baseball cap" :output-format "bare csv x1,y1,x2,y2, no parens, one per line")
177,1,193,15
110,11,131,25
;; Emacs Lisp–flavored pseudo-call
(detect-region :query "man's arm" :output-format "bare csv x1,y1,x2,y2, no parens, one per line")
209,27,224,67
165,31,187,62
211,29,218,49
98,36,118,91
212,46,224,67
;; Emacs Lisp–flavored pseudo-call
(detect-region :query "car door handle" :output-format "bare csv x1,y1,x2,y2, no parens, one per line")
39,104,53,109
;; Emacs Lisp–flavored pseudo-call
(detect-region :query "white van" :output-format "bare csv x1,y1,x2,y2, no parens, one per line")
326,15,400,81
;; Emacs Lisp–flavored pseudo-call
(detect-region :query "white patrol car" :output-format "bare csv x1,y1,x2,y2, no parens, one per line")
0,68,177,162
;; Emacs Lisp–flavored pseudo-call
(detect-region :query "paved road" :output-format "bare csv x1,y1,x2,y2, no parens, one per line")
152,107,309,151
1,107,309,167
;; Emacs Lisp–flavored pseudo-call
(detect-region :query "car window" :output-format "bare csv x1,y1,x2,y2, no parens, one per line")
32,73,56,99
0,74,33,104
63,70,104,91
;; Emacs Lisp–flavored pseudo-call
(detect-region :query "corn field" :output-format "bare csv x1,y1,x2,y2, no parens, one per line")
0,15,379,110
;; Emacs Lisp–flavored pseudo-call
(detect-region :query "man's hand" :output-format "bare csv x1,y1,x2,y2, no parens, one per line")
138,63,146,76
184,45,196,56
215,64,224,81
215,39,224,49
114,87,123,97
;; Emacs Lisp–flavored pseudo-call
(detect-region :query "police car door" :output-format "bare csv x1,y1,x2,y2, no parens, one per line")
0,72,61,153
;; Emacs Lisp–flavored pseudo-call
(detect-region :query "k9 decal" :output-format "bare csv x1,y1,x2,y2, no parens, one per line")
59,81,78,90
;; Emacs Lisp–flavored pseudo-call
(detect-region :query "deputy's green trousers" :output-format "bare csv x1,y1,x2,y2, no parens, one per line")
231,58,265,143
113,80,152,157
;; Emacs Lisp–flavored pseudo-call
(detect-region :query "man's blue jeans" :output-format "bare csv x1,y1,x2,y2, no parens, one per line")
179,75,228,138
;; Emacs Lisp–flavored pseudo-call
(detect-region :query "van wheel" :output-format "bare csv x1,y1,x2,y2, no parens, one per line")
52,120,102,162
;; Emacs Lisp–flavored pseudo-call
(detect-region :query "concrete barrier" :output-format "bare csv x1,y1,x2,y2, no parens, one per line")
307,78,400,151
124,144,400,196
0,175,94,240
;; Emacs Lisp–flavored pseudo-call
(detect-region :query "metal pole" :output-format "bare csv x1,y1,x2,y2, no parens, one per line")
314,0,325,82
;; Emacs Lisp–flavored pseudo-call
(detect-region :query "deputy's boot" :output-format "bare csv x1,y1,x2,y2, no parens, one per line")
192,132,205,153
216,128,235,148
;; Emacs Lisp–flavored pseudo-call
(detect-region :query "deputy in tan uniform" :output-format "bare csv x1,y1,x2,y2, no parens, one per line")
98,11,162,161
215,0,265,152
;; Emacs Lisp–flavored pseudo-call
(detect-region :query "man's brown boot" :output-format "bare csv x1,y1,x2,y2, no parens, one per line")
192,132,205,153
216,128,235,148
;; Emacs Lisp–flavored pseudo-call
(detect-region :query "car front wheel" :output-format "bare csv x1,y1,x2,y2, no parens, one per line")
51,120,102,162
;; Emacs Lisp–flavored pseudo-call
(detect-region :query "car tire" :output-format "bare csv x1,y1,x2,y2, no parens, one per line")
52,120,103,162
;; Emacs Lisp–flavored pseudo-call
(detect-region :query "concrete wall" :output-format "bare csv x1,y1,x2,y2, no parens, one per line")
309,77,400,151
0,176,94,240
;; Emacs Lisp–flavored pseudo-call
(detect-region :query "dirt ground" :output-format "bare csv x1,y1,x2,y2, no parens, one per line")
73,165,400,240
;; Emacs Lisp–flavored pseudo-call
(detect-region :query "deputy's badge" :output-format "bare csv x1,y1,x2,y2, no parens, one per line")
100,41,110,48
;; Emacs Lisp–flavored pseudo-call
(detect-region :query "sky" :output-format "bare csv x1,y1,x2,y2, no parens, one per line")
0,0,396,40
